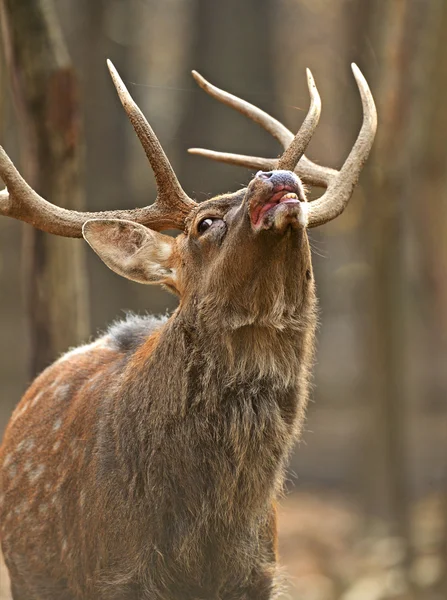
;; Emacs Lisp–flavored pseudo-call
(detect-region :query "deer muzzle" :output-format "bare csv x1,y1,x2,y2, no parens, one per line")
248,170,308,232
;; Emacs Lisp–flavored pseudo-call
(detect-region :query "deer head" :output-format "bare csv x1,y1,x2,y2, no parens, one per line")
0,61,376,332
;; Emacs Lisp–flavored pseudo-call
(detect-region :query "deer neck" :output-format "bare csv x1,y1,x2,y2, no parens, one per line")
104,293,317,581
180,271,317,386
119,273,318,415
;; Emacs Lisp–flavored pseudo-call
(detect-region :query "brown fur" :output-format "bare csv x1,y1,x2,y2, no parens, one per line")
0,173,317,599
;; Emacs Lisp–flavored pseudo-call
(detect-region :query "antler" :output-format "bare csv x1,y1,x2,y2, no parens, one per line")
277,69,321,171
0,61,197,237
189,63,377,228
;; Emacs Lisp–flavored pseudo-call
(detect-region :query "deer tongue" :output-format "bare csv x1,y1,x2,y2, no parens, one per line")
251,191,300,227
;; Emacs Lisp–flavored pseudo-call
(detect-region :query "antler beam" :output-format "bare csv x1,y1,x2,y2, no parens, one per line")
0,61,197,237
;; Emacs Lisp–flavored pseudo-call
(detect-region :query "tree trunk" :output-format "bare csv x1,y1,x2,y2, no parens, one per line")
0,0,89,376
403,2,447,596
364,0,410,531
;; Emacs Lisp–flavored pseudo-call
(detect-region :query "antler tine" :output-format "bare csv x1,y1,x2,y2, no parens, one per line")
307,63,377,227
277,69,321,171
107,60,196,219
187,149,337,188
188,70,334,187
0,62,197,237
191,70,294,148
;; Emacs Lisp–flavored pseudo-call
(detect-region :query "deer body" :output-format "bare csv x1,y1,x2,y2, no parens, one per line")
0,62,376,599
1,260,316,599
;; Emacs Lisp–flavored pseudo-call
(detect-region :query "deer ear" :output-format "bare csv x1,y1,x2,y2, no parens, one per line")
82,219,177,285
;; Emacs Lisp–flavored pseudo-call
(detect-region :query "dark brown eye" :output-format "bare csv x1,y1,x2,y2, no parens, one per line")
198,217,219,234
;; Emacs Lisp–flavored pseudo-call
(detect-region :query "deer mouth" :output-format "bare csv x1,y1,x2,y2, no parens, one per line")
250,186,304,229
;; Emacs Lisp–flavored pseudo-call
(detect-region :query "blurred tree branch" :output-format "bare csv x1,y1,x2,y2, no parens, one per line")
0,0,89,375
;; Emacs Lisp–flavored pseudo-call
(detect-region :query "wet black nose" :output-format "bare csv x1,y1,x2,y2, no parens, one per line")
255,170,299,188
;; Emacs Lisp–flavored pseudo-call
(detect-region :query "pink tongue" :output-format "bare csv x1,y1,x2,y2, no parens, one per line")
253,202,276,225
251,189,299,226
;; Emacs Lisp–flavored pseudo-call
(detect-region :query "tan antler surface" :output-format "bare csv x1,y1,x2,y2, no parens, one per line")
277,69,321,171
106,61,196,221
191,70,294,148
306,64,376,227
0,61,196,237
189,69,332,186
189,64,377,226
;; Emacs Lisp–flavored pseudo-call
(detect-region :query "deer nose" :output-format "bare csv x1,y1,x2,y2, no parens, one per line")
255,171,275,180
255,170,299,189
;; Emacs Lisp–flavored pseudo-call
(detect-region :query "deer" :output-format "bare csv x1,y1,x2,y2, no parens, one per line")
0,60,376,600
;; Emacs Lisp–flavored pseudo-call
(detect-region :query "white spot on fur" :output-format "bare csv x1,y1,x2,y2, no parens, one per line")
54,383,71,401
58,338,111,363
11,402,29,421
3,453,13,467
53,418,62,431
53,440,61,451
69,439,81,459
17,438,35,453
88,373,102,391
30,391,43,407
49,376,61,389
29,464,45,483
38,503,48,515
14,501,26,514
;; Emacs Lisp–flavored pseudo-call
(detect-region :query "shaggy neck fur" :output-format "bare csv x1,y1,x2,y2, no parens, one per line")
101,260,317,598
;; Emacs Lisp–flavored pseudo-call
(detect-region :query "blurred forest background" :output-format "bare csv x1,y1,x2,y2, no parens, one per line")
0,0,446,599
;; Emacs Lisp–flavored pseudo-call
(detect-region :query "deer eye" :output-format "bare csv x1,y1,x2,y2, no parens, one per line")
197,217,221,235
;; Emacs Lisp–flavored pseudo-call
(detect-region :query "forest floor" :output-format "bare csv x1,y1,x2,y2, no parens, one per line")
0,490,445,599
